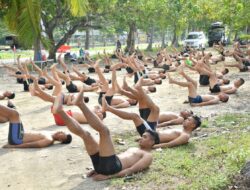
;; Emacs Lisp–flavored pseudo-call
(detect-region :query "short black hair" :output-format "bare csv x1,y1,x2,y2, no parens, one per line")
7,92,15,99
239,78,245,85
224,79,230,85
148,86,156,93
192,115,201,130
145,129,160,144
155,80,162,85
47,85,53,90
224,68,229,74
62,134,72,144
129,100,138,106
102,111,107,119
84,96,89,103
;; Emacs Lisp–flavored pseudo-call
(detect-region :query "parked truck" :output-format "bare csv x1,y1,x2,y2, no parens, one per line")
208,22,226,47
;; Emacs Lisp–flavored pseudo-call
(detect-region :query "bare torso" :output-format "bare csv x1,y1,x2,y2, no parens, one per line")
23,132,52,144
200,95,219,102
158,128,189,143
117,147,150,169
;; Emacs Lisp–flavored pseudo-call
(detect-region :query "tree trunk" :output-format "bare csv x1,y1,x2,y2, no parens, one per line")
125,22,136,54
33,38,42,61
227,25,232,45
85,28,90,50
161,32,166,48
48,47,56,61
172,29,178,47
146,27,154,51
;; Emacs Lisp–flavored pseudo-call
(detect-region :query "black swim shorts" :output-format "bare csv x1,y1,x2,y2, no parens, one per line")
66,81,78,93
90,152,122,175
199,75,209,86
209,84,221,93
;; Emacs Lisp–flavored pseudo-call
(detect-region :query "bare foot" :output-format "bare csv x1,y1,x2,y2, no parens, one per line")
134,77,143,89
50,63,58,71
29,84,37,96
43,67,48,76
93,59,101,69
52,93,64,114
101,96,109,112
122,77,129,90
178,66,185,75
73,89,84,106
167,73,173,84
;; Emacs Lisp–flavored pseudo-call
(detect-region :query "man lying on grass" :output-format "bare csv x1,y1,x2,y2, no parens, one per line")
52,89,153,181
102,77,202,149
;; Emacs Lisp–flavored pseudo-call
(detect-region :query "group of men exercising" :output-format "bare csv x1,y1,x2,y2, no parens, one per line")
0,41,248,180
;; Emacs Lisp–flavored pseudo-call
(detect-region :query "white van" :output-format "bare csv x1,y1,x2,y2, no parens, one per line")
184,32,206,49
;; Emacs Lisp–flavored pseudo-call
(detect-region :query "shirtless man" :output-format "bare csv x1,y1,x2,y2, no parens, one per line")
168,69,229,106
194,64,245,94
94,61,137,108
157,110,193,128
102,95,201,149
0,104,72,148
52,90,153,181
225,52,250,72
29,74,105,125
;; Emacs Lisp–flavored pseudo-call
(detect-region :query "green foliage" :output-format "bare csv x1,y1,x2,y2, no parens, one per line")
239,34,250,40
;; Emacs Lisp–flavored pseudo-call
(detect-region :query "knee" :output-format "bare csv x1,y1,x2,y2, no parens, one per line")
99,125,110,136
9,110,20,120
131,113,141,122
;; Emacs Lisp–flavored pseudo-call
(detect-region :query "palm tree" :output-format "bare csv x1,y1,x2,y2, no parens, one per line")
2,0,88,61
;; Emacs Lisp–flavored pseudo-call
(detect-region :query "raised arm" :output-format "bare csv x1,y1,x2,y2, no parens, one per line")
153,133,189,149
3,139,52,148
157,117,184,128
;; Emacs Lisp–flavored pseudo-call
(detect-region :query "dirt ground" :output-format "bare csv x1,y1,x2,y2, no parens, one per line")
0,50,249,190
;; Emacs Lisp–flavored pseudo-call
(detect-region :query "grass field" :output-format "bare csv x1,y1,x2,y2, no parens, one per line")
108,113,250,190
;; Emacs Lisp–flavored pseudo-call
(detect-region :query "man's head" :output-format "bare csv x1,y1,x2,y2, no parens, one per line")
53,132,72,144
93,106,106,120
127,99,138,106
218,92,229,102
223,78,230,85
154,79,162,85
147,86,156,93
159,73,166,79
139,130,159,149
234,78,245,88
3,91,15,99
221,68,229,75
180,110,193,119
183,116,201,131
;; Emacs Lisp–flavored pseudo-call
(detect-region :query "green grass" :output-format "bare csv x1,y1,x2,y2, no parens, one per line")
109,113,250,190
0,50,33,59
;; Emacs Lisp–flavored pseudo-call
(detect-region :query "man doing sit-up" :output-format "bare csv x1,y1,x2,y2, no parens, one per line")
168,69,229,106
0,104,72,148
52,90,153,181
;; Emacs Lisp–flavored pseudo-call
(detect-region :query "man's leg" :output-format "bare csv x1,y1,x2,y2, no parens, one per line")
168,73,197,98
31,60,43,77
43,67,62,96
94,60,109,92
0,104,20,123
56,70,72,86
58,54,69,73
134,78,159,122
102,97,142,126
52,94,99,155
72,89,115,157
